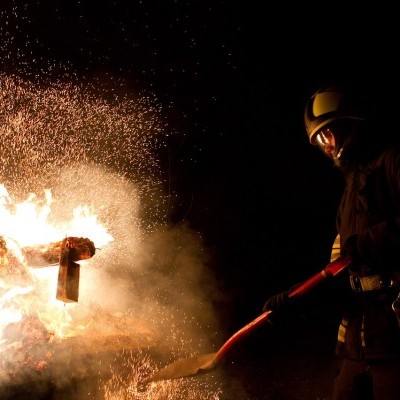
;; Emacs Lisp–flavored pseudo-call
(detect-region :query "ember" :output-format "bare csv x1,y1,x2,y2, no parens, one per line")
0,40,223,398
1,314,53,375
102,350,223,400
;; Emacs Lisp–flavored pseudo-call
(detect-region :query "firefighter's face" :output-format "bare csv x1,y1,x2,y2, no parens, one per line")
315,127,342,163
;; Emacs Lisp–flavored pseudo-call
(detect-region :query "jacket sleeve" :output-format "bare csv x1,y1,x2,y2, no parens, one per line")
356,146,400,271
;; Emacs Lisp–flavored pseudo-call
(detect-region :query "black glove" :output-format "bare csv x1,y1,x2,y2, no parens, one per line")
263,290,294,325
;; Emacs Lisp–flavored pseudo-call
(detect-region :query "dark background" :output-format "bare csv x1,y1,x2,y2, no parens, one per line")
1,2,400,398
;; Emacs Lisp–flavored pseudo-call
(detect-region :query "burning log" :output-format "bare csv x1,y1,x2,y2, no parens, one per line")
56,237,95,303
27,237,96,303
1,236,95,303
21,237,96,267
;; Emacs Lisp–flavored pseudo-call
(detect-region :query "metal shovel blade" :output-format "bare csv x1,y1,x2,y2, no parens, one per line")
144,352,218,384
144,310,272,384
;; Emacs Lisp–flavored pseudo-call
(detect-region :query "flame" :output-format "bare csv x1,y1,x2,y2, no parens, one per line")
0,183,113,248
0,284,34,338
0,183,114,348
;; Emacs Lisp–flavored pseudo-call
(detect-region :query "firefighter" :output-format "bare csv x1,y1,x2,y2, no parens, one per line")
263,85,400,400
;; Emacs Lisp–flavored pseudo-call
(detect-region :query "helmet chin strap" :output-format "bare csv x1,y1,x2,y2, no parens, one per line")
334,142,353,168
331,123,360,168
331,146,344,165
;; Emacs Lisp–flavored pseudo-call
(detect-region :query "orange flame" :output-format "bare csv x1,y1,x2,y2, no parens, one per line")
0,184,114,346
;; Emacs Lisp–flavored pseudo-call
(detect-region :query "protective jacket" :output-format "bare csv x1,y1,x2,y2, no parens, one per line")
336,144,400,360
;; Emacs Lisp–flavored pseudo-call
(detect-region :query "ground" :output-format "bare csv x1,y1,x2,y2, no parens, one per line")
214,314,339,400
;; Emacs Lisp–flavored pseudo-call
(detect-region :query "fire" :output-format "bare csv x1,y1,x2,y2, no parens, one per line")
0,183,113,248
0,183,114,347
0,285,34,332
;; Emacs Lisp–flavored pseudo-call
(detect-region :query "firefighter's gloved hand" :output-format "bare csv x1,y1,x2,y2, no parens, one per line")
263,290,294,325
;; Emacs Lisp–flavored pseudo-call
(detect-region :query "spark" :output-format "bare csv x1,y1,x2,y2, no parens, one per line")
0,5,223,398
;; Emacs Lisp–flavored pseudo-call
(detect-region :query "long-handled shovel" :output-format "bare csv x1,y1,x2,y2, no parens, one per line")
144,255,351,384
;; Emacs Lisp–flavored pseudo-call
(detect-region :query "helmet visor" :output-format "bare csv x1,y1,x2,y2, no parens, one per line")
315,128,339,159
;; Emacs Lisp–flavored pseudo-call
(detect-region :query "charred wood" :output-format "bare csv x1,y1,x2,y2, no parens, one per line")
21,237,95,267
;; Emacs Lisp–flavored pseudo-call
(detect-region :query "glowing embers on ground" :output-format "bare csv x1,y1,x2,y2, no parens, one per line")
102,350,223,400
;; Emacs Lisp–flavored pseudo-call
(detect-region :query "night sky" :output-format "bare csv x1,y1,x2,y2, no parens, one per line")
2,1,399,323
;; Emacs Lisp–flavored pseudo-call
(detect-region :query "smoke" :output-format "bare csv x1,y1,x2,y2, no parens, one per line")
0,4,230,398
0,56,224,400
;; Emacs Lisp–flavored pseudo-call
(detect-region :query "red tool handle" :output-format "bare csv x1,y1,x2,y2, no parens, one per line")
289,256,351,298
214,256,352,362
215,310,271,362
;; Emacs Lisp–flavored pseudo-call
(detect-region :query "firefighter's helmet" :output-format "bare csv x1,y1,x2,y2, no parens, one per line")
304,86,366,144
